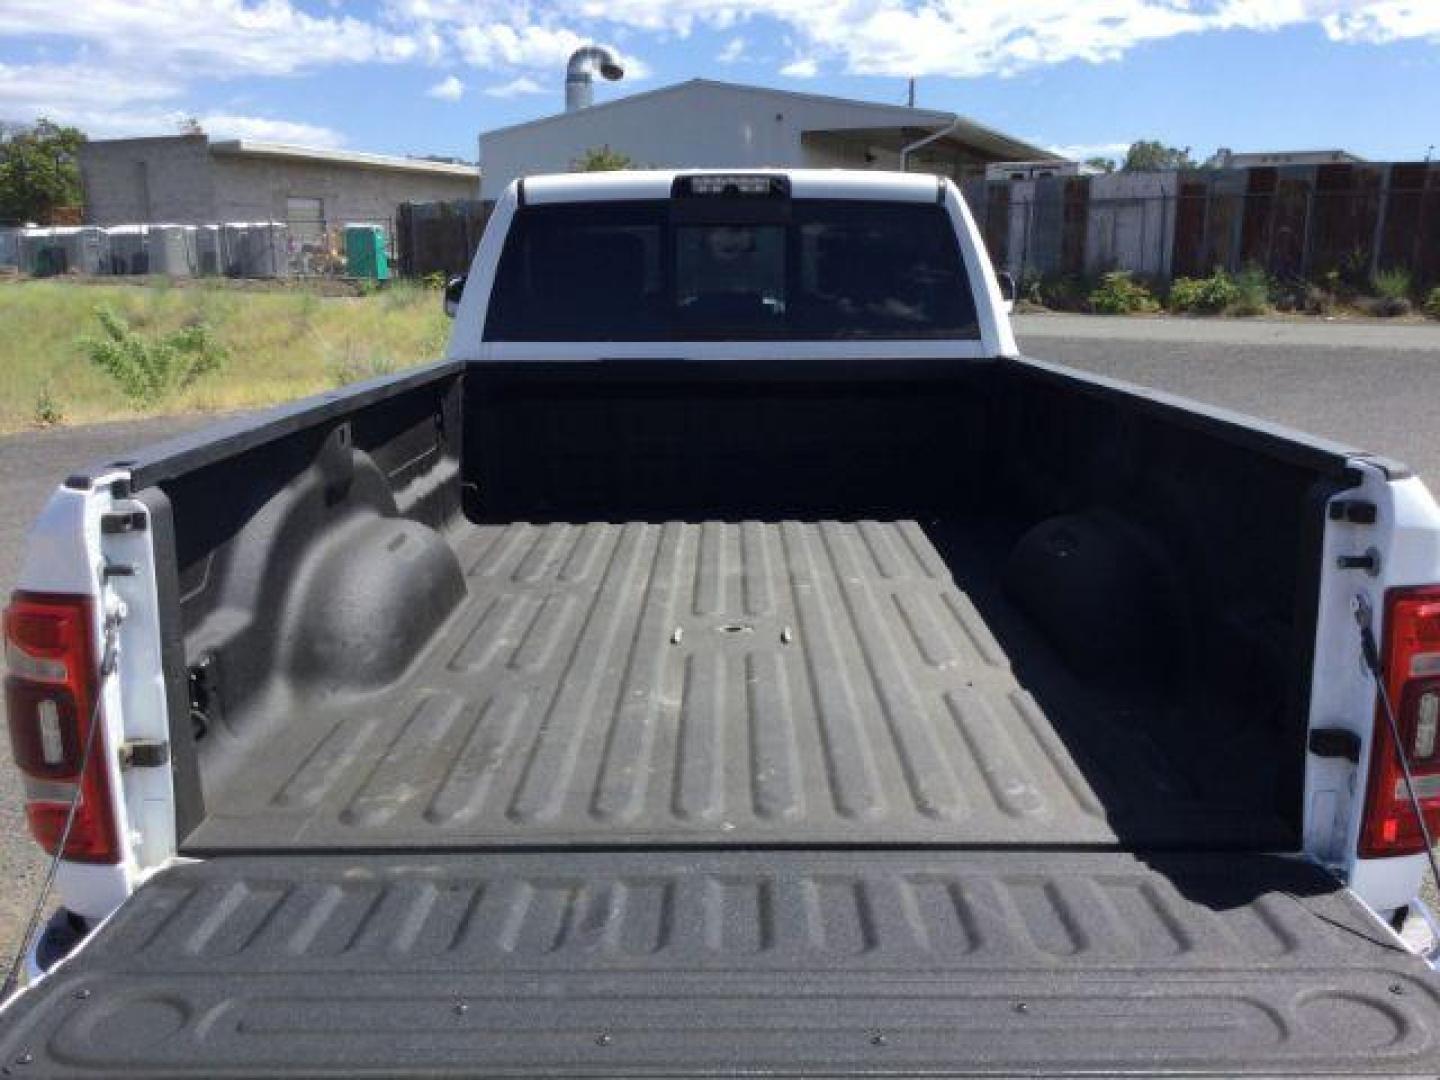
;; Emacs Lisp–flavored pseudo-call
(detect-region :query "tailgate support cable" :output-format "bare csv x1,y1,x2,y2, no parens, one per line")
1354,594,1440,897
0,616,120,1003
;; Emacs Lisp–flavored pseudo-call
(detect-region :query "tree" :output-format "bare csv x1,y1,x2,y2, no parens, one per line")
0,119,86,224
1121,139,1195,173
175,116,205,136
1084,156,1117,174
572,144,633,172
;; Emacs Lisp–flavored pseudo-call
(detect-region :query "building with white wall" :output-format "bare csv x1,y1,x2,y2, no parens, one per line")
479,78,1061,200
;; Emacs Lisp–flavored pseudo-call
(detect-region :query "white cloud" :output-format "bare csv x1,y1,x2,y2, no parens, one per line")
454,21,589,68
484,75,545,98
0,61,342,144
427,74,465,100
717,36,746,63
197,113,346,145
1321,0,1440,42
0,0,423,79
1047,140,1133,161
494,1,1440,79
0,62,179,116
0,0,430,144
2,0,1437,156
453,23,649,79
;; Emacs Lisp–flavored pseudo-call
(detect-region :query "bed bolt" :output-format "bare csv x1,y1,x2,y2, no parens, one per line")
670,627,683,645
1013,1001,1030,1013
870,1033,888,1046
1390,983,1406,995
453,1001,468,1016
781,626,794,644
596,1032,613,1046
72,988,90,1000
14,1051,30,1066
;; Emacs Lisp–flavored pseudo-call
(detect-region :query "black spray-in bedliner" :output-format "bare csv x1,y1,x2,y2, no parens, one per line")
2,849,1436,1077
184,517,1292,853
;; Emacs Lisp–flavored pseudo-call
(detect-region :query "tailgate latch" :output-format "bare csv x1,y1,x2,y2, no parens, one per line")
119,739,170,770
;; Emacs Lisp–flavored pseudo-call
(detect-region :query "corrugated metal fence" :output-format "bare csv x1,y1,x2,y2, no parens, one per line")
962,161,1440,287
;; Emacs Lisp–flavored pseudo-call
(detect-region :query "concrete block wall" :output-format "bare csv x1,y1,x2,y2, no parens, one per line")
79,135,215,225
210,156,476,227
80,135,478,232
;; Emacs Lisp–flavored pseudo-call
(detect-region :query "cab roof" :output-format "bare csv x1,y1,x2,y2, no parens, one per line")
518,169,946,205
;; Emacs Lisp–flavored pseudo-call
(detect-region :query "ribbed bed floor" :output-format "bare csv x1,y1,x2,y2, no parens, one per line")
185,519,1293,852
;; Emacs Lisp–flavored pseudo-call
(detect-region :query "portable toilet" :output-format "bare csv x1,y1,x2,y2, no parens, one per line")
220,223,253,276
106,225,148,274
0,227,20,270
18,228,63,275
344,224,389,281
195,225,221,275
149,225,196,277
253,222,289,277
222,222,287,277
48,227,107,274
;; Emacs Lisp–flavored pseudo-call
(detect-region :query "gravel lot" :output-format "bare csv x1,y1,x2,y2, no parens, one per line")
1,315,1438,973
1017,314,1440,482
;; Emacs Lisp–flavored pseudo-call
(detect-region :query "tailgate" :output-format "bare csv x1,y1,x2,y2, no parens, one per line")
2,850,1438,1078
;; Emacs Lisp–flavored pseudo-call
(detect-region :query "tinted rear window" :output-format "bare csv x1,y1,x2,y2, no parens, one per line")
485,200,979,341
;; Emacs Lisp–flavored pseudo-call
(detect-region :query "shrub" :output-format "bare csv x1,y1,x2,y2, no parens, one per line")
1374,267,1413,301
1168,269,1240,315
32,384,62,426
1425,286,1440,321
79,306,226,406
1229,264,1272,317
1038,273,1091,312
1087,271,1158,315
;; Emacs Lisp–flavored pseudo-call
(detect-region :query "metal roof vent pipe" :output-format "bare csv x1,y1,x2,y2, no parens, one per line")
565,46,624,112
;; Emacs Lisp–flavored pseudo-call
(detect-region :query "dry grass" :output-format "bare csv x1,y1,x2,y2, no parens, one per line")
0,279,451,432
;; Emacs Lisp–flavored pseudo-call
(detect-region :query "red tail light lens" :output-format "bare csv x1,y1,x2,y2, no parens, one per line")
1360,585,1440,858
3,592,120,863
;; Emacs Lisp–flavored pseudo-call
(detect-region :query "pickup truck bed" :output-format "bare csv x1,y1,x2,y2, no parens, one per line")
189,516,1291,852
5,850,1440,1077
6,343,1420,1076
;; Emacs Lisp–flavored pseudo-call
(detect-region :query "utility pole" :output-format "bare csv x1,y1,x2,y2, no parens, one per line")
907,78,915,108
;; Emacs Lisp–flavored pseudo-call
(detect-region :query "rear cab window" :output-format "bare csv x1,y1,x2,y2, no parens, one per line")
485,198,978,342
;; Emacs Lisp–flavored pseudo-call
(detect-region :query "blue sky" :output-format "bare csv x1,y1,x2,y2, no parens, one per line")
0,1,1437,164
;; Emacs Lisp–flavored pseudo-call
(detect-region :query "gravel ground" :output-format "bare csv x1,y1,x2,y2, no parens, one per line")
1,316,1439,972
1015,313,1440,483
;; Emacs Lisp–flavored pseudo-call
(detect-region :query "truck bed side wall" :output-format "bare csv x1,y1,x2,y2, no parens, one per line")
136,367,465,840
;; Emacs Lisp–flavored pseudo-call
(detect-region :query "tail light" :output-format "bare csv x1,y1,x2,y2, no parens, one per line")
3,592,119,863
1360,585,1440,858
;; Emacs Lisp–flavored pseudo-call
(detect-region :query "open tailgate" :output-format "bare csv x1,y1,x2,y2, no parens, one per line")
2,850,1439,1078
